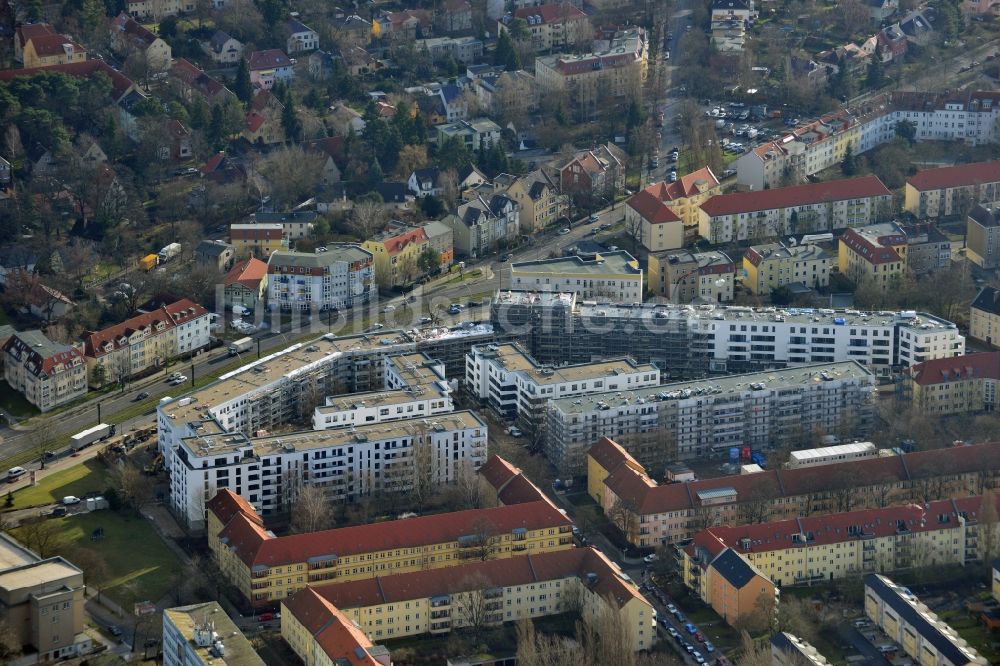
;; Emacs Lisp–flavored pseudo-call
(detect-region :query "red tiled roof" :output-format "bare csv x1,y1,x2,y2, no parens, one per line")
595,437,1000,516
382,227,428,256
224,257,268,290
312,547,646,611
513,3,587,23
0,60,134,102
111,13,159,48
588,436,642,474
17,23,55,48
245,112,265,132
699,175,890,217
839,227,903,265
82,298,206,358
28,33,85,57
477,455,548,505
202,151,226,174
693,495,992,556
248,49,291,70
207,488,263,527
282,589,382,665
906,351,1000,386
906,161,1000,191
638,167,719,204
626,189,682,224
303,136,345,164
218,500,572,568
170,58,230,100
249,89,280,113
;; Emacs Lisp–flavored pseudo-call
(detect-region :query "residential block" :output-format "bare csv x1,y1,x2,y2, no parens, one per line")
971,286,1000,346
647,249,735,302
266,246,374,312
742,242,831,295
509,250,644,303
3,330,87,412
207,489,572,607
904,161,1000,219
903,351,1000,415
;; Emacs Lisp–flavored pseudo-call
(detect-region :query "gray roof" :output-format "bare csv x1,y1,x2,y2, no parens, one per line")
254,211,318,223
268,246,371,268
512,250,641,277
423,220,452,240
196,240,233,258
972,286,1000,316
710,548,759,590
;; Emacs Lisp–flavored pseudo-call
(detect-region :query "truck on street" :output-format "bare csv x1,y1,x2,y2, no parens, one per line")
228,336,253,356
158,243,181,262
71,423,115,451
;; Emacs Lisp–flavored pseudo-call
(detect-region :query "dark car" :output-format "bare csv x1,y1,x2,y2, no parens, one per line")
109,626,123,637
135,391,150,401
499,254,512,262
49,506,68,517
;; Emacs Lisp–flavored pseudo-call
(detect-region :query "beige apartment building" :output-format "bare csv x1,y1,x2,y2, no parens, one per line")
838,224,907,291
966,204,1000,269
903,351,1000,416
0,533,89,662
971,285,1000,346
904,161,1000,219
504,169,566,233
2,330,87,412
647,249,735,302
742,242,831,295
630,169,721,245
534,28,647,121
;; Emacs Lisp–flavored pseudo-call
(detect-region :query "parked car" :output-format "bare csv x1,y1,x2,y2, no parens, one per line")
643,554,658,563
49,506,67,517
508,427,523,437
685,623,698,634
704,641,715,653
675,612,687,622
695,631,706,643
448,305,461,315
589,214,600,223
666,603,677,614
667,627,679,638
419,316,433,324
499,254,512,262
62,496,81,505
109,625,123,637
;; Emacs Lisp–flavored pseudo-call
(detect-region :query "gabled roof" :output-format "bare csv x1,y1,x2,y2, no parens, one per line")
218,500,571,568
26,33,85,57
82,298,207,358
907,161,1000,191
477,455,549,505
282,588,384,665
906,351,1000,386
381,226,429,256
210,29,238,52
626,189,682,224
0,60,134,103
302,136,346,167
285,17,316,35
709,548,762,589
17,23,56,48
699,175,891,216
839,227,903,265
248,49,292,70
111,13,160,49
3,330,82,378
224,258,268,290
196,240,232,258
972,285,1000,317
588,437,643,474
311,547,646,611
207,488,264,527
170,58,233,100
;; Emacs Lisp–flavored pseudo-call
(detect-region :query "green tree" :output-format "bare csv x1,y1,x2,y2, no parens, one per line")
233,59,253,104
420,195,445,218
894,119,917,143
436,135,472,171
841,145,857,176
281,92,303,142
207,104,226,150
626,99,646,129
866,55,884,89
189,98,209,129
159,15,179,38
494,30,521,71
417,245,441,274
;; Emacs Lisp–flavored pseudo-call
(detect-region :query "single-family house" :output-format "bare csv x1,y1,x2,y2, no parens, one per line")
286,17,319,54
248,50,294,90
110,13,172,72
223,257,268,309
196,240,236,272
302,136,345,187
203,30,244,65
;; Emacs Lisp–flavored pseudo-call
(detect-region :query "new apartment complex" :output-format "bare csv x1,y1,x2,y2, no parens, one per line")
903,351,1000,415
736,91,1000,191
284,547,657,651
682,495,995,592
266,246,375,312
646,250,735,302
547,361,874,475
311,385,453,431
904,161,1000,219
2,330,87,412
509,250,644,303
534,28,648,121
207,489,572,607
742,242,831,295
865,574,989,666
490,290,964,376
697,176,892,244
586,437,1000,548
171,410,487,528
0,533,89,662
465,342,659,434
82,298,211,387
162,602,265,666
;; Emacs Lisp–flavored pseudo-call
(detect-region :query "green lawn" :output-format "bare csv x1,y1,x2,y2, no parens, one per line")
15,511,183,606
6,459,113,509
0,307,9,325
0,380,40,418
939,609,1000,664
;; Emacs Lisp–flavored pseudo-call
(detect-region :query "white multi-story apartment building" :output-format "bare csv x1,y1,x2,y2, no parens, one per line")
697,175,892,244
83,299,210,387
865,575,988,666
163,602,264,666
465,342,659,433
545,361,875,474
509,250,644,303
735,91,1000,191
312,388,453,431
266,246,374,312
3,330,87,412
169,410,488,528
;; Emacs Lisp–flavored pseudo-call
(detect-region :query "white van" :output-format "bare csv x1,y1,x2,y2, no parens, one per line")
7,467,27,482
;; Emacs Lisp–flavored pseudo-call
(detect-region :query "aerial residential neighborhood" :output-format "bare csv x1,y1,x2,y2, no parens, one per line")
1,0,1000,662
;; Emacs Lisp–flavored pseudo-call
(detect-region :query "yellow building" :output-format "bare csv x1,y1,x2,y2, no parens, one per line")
22,34,87,68
838,224,906,291
282,588,391,666
504,170,566,234
742,242,831,295
686,548,778,629
628,169,721,245
207,489,574,608
647,249,734,302
292,546,657,651
865,574,989,666
971,286,1000,346
903,161,1000,219
903,351,1000,416
682,495,992,594
229,223,287,258
362,223,431,287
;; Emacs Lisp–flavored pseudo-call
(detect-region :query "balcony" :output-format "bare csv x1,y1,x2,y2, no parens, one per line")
430,610,451,619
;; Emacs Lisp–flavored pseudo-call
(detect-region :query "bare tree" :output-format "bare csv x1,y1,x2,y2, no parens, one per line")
349,199,386,240
15,517,61,557
462,517,500,561
290,484,333,534
411,429,437,505
113,463,153,514
577,594,636,666
438,169,459,207
608,497,639,543
257,146,325,206
454,459,487,509
979,490,999,572
454,572,502,642
736,630,771,666
0,617,20,662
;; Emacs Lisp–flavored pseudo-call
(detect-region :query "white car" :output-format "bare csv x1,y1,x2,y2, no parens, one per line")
558,228,571,235
643,554,658,563
171,375,188,385
62,496,81,505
